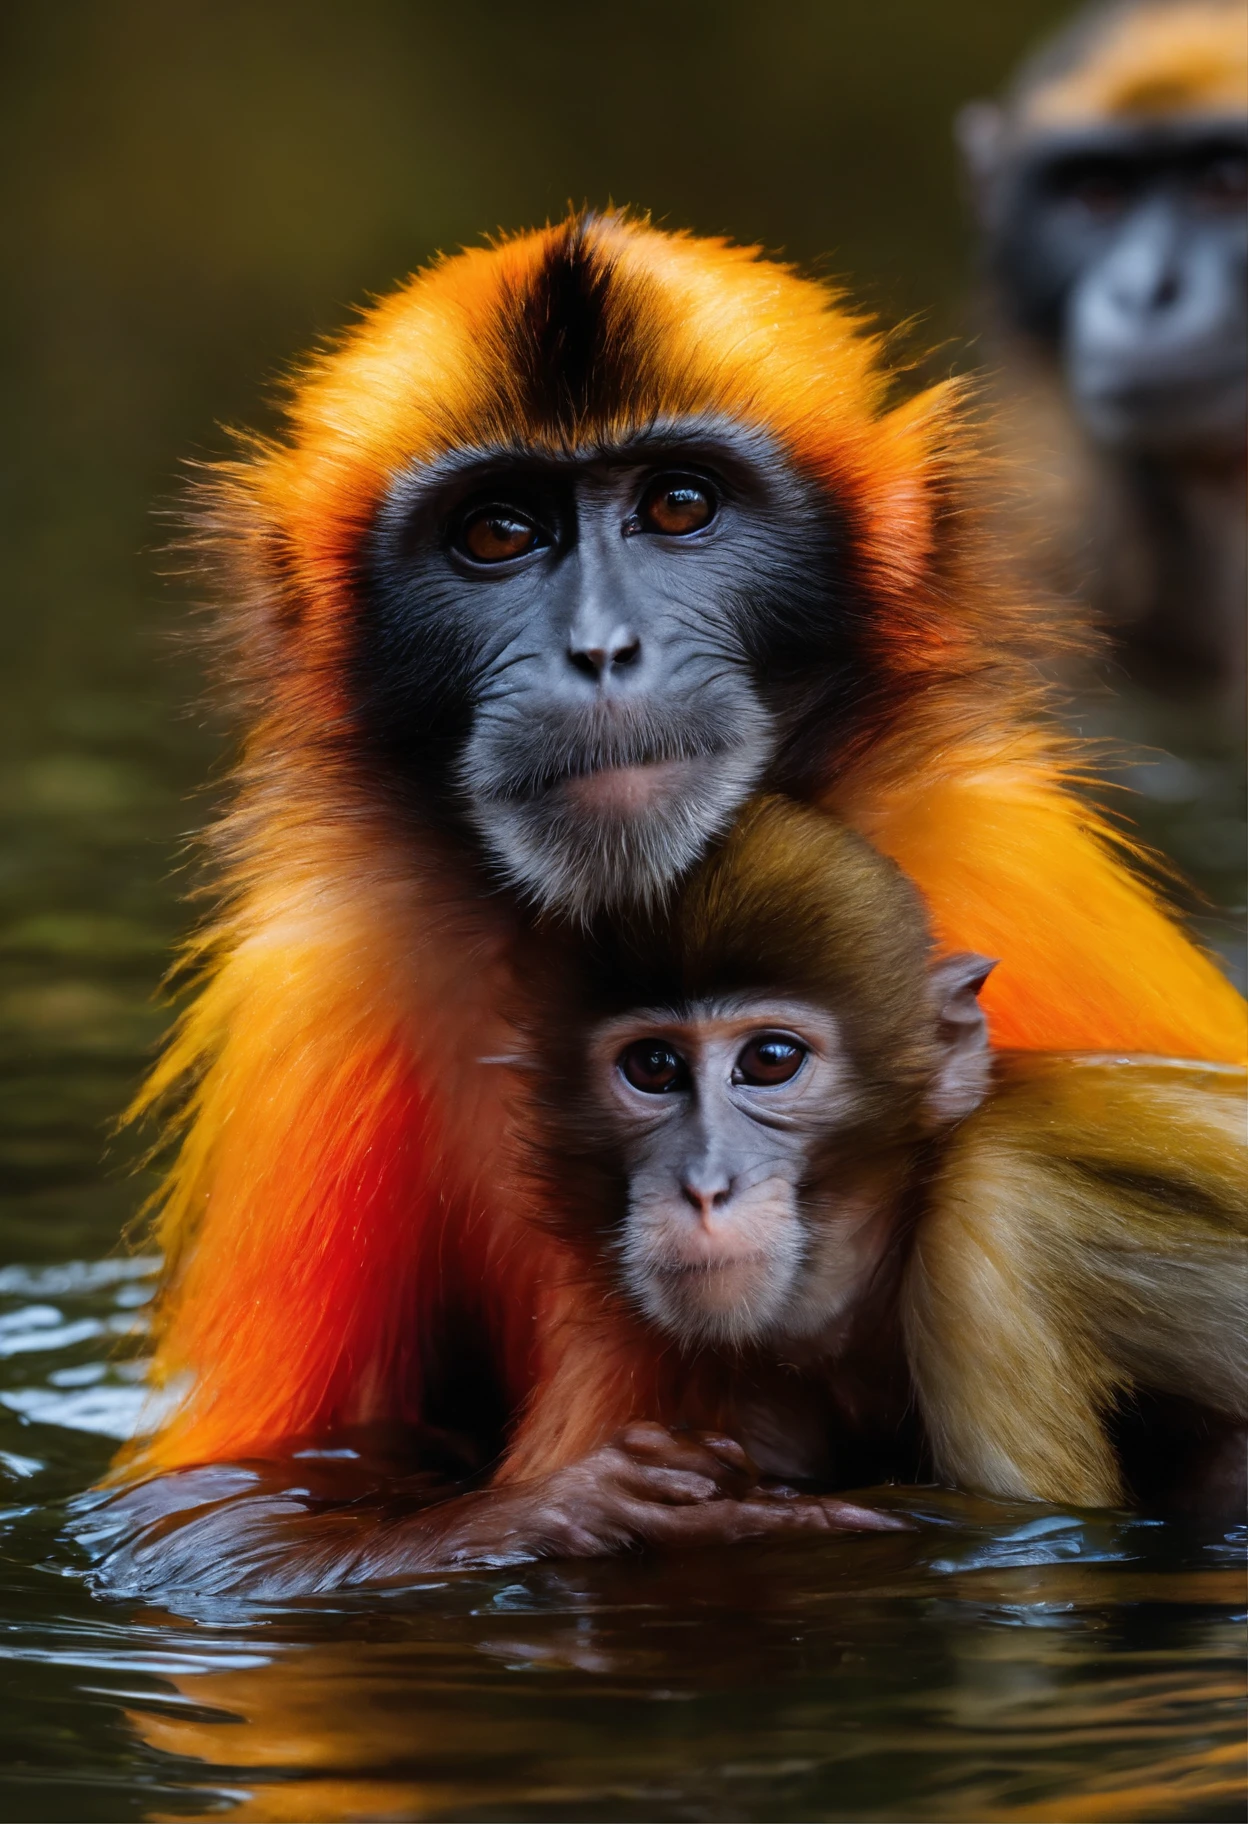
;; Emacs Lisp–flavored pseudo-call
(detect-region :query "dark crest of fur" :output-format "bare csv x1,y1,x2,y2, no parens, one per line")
501,216,637,434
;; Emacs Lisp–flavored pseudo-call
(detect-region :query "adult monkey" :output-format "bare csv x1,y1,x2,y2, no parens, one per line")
109,214,1244,1553
959,0,1248,699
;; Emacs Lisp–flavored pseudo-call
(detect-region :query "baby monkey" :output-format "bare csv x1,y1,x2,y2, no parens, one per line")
531,798,992,1356
516,797,1247,1520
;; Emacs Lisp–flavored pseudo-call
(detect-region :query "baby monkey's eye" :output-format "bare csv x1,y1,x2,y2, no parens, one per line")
734,1034,807,1086
618,1040,690,1094
455,507,545,564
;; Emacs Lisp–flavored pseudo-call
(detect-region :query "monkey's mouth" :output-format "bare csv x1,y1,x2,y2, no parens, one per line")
624,1233,794,1345
470,697,762,813
647,1249,781,1335
655,1251,772,1279
653,1247,769,1276
553,755,715,815
459,695,775,917
502,739,735,812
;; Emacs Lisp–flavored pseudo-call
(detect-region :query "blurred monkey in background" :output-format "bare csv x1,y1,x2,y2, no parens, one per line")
960,0,1247,707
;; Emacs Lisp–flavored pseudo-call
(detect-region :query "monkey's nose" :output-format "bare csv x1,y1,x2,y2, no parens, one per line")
680,1176,734,1226
567,628,642,679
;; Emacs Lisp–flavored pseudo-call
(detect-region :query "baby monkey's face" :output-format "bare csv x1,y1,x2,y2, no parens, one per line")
589,996,902,1350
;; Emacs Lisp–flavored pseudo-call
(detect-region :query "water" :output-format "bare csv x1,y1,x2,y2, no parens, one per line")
0,1323,1244,1824
0,657,1244,1820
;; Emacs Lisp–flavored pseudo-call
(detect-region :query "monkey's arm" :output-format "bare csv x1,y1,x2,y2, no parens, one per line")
85,1424,902,1599
904,1055,1248,1515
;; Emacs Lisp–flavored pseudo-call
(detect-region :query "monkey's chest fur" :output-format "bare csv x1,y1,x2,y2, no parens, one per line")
658,1326,921,1491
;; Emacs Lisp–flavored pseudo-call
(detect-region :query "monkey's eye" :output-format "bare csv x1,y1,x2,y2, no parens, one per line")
455,507,545,565
618,1040,690,1094
733,1034,807,1087
636,475,716,538
1191,151,1248,208
1051,157,1132,215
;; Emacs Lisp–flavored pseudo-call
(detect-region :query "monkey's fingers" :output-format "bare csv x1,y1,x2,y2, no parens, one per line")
682,1431,757,1478
613,1462,731,1506
802,1496,912,1533
603,1446,750,1506
622,1492,910,1546
750,1481,913,1531
722,1494,909,1536
611,1423,755,1496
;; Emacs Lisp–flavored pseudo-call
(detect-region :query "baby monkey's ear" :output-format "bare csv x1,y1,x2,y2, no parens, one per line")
921,953,997,1130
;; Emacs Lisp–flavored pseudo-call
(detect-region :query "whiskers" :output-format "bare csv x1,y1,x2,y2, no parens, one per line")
466,695,750,804
460,693,774,919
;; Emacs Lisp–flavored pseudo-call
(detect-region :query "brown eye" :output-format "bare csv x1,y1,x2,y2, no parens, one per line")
619,1040,690,1094
458,508,543,564
1070,174,1130,213
1192,153,1248,208
1052,159,1132,214
734,1035,806,1087
638,476,715,537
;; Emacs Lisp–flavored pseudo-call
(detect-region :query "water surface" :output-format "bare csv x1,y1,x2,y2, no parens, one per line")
0,1285,1243,1824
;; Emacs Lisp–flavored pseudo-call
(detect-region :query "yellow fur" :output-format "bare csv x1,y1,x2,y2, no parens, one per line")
907,1055,1248,1505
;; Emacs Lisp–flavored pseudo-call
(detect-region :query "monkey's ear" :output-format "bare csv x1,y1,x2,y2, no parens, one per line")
922,953,996,1130
954,101,1005,225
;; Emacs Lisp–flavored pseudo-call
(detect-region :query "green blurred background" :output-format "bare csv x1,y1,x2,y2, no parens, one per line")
0,0,1177,1260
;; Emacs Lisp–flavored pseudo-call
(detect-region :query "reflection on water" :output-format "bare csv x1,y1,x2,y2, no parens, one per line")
1,1306,1244,1824
105,1535,1248,1824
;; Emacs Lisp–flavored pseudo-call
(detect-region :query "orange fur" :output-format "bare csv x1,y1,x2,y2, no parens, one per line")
1019,0,1248,129
118,214,1245,1480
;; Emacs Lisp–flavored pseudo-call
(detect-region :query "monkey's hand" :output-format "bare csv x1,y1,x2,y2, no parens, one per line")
85,1426,907,1597
408,1421,909,1571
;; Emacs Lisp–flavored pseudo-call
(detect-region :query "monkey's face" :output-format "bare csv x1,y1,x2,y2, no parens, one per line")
575,953,995,1351
363,425,843,918
990,119,1248,458
586,995,899,1350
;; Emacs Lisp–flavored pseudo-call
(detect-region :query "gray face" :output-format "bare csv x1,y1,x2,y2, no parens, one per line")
589,996,865,1348
362,423,848,919
586,962,994,1351
989,119,1248,459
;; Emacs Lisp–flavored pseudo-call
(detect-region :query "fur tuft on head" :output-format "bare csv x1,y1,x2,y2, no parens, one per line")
675,796,938,1114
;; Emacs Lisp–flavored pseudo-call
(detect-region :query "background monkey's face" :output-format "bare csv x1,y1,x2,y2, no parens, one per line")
363,424,843,917
997,118,1248,456
960,0,1248,465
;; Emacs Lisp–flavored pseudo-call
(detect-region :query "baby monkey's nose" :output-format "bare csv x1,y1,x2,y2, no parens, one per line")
680,1174,734,1226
